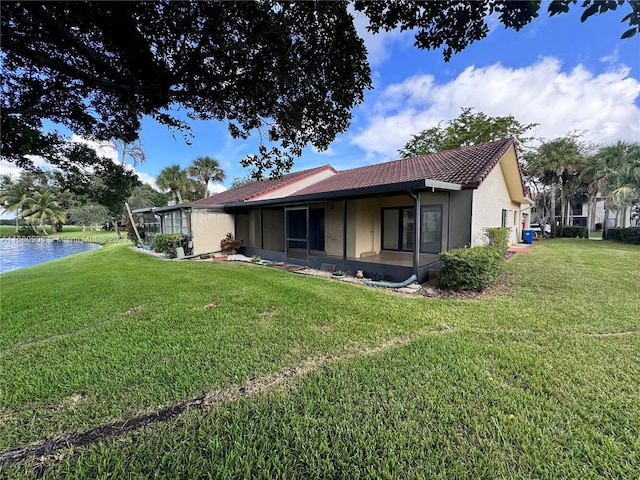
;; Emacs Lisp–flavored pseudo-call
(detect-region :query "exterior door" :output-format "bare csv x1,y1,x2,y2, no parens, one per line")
285,207,308,263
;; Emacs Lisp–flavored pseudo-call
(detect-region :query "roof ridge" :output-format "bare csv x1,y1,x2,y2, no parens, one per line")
335,137,514,175
189,164,336,206
409,137,513,162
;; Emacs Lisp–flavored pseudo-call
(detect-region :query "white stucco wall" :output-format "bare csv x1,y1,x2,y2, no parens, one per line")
470,160,522,246
190,209,235,254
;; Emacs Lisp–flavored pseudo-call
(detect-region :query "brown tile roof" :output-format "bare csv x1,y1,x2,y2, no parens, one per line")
191,165,336,206
295,138,515,196
191,138,516,206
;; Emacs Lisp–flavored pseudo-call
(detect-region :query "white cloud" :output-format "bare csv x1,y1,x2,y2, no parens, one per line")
209,183,227,194
0,160,26,180
1,135,164,192
351,8,414,68
351,57,640,159
135,171,159,189
70,134,119,162
0,154,60,180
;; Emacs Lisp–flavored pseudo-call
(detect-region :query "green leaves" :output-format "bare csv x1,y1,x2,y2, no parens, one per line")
398,107,538,158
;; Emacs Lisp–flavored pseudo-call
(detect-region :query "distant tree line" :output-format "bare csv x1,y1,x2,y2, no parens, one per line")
0,170,169,234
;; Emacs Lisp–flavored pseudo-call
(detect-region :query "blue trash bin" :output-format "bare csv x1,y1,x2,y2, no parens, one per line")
523,229,534,244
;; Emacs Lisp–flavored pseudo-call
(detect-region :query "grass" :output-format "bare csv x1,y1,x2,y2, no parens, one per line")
1,239,639,478
0,225,121,245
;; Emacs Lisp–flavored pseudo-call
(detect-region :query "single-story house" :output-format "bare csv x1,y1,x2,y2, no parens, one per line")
140,138,532,283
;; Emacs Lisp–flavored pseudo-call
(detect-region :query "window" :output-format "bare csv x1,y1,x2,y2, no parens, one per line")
420,205,442,253
572,202,583,216
501,209,508,228
142,212,160,244
382,205,443,253
164,210,189,235
382,207,413,251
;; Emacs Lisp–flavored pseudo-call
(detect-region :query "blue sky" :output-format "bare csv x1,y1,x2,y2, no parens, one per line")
2,5,639,195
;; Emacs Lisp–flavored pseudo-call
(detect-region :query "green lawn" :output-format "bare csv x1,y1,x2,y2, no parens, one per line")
0,225,119,244
1,240,639,478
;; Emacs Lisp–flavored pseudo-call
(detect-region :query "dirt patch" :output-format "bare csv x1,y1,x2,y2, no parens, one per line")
198,302,219,310
61,393,88,409
258,308,278,325
416,272,512,300
583,330,639,337
121,306,143,316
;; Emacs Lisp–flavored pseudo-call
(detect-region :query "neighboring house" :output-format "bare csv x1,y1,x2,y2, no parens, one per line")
568,195,632,228
141,138,532,283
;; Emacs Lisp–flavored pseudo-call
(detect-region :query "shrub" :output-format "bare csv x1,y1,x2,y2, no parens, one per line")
18,225,38,236
607,228,622,241
482,227,511,254
152,233,187,258
559,225,588,238
220,232,242,254
122,217,145,243
439,246,504,291
608,227,640,244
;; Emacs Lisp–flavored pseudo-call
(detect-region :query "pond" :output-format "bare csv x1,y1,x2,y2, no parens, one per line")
0,237,102,274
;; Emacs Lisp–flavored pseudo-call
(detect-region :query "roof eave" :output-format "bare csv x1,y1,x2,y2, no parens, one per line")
424,179,462,191
225,179,462,208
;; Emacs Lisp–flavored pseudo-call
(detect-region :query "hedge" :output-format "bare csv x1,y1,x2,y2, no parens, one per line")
607,227,640,244
439,246,504,291
559,225,588,238
482,227,511,254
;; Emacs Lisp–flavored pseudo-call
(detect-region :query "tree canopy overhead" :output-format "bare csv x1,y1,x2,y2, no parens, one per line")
2,0,637,178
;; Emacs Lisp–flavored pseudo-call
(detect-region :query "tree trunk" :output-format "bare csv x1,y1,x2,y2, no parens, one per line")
113,217,121,239
550,186,557,237
586,196,593,237
125,202,144,245
603,202,610,240
589,196,597,231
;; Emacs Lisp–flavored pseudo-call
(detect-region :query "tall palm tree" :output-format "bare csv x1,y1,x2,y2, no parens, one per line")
156,165,190,204
591,141,640,235
0,177,34,233
608,143,640,227
187,156,226,198
526,136,584,237
22,190,66,235
580,154,608,235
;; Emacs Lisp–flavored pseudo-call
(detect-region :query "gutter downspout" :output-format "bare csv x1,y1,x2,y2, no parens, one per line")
447,191,451,251
342,199,347,262
408,190,420,279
